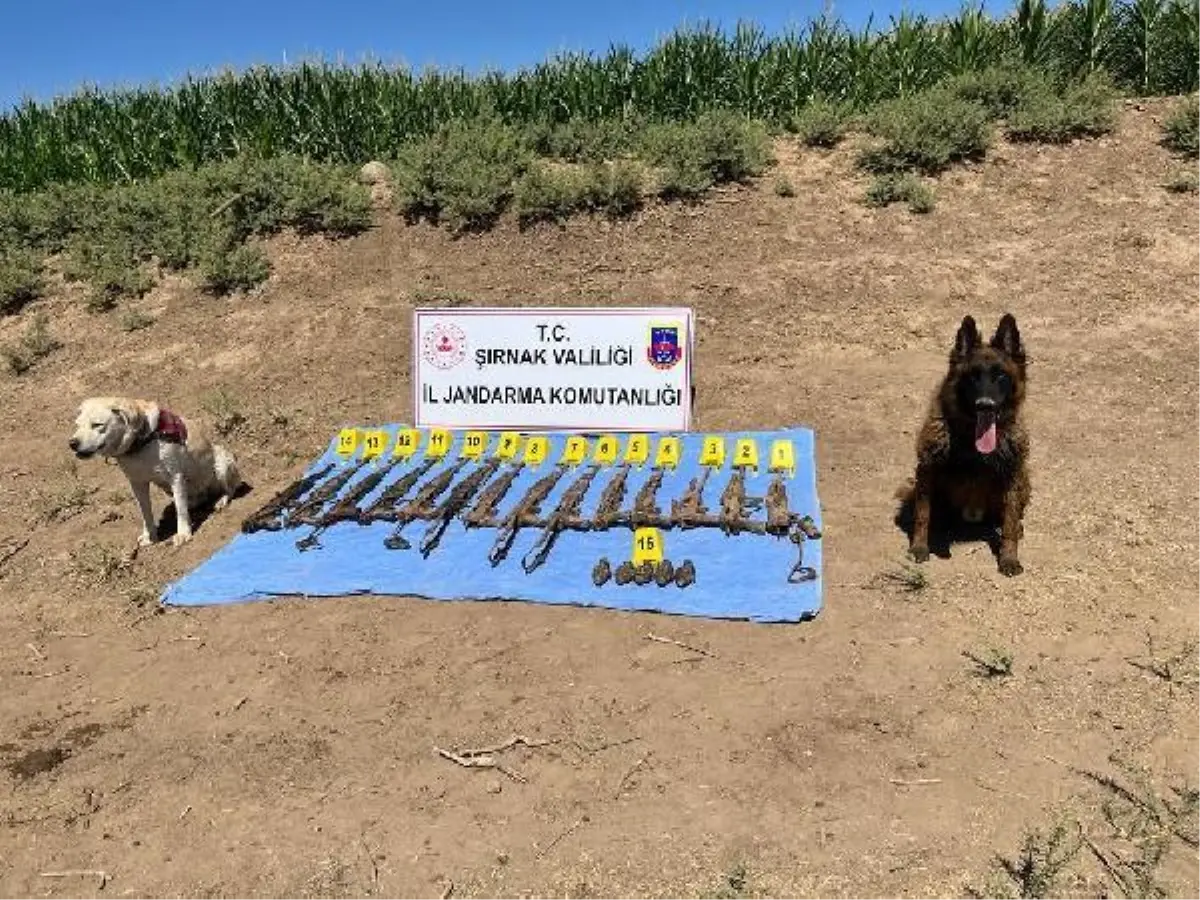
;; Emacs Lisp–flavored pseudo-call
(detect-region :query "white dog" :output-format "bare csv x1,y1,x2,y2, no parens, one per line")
69,396,244,547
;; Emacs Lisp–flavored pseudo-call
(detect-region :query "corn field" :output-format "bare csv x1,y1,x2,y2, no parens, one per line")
1,0,1196,193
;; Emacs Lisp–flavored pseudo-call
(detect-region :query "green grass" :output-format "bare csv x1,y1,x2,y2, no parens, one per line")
1,1,1195,193
639,110,773,200
1164,169,1199,192
858,87,993,174
2,311,60,375
789,99,853,147
1005,71,1119,142
1162,93,1199,156
0,250,43,314
865,173,937,213
0,155,371,306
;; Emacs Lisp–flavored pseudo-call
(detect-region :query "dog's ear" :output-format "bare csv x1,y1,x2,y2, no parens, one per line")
990,313,1025,364
112,403,151,454
951,315,979,362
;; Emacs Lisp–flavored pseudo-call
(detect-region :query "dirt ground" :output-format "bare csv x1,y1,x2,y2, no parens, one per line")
1,100,1197,899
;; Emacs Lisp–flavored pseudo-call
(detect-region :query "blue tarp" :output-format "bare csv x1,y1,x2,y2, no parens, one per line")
161,426,824,623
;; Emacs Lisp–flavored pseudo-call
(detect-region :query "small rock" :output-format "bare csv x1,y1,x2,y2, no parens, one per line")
359,160,391,185
486,779,503,794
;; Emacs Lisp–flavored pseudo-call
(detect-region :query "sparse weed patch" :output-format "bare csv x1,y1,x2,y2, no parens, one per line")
68,541,127,585
639,110,773,201
987,819,1084,899
1124,635,1199,689
947,63,1051,120
865,173,937,212
963,646,1015,678
789,99,853,147
1161,93,1199,157
708,862,750,900
393,118,532,233
1163,169,1198,192
31,478,96,525
859,87,991,174
2,310,60,375
119,308,156,332
199,240,270,295
202,387,248,437
773,175,797,196
0,250,43,315
871,561,930,592
1005,72,1118,142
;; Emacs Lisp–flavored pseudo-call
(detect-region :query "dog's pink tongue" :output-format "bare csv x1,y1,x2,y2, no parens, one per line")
975,414,997,454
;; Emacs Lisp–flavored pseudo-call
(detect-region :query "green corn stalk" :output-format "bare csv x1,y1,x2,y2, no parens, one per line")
1015,0,1057,66
1081,0,1116,74
1121,0,1166,91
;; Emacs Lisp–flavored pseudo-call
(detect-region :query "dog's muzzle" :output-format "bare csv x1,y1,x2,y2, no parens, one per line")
68,438,94,459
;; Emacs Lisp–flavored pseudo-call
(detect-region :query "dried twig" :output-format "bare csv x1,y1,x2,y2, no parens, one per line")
454,734,554,756
644,632,717,658
179,805,192,821
26,642,44,660
440,879,454,899
615,756,648,799
0,537,30,569
890,777,942,786
40,870,109,889
434,747,527,783
434,734,554,783
535,816,588,860
232,696,248,711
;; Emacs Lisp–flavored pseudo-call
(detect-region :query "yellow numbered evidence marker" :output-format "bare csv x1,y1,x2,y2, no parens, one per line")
699,435,725,469
593,434,620,466
335,427,360,459
361,428,390,460
632,527,665,566
623,434,650,467
733,437,759,471
768,439,796,477
425,427,453,459
654,436,681,470
495,431,522,461
461,430,489,461
392,428,421,460
523,435,549,468
561,435,589,466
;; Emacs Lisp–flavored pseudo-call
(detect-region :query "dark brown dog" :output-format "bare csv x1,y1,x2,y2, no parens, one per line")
897,313,1031,576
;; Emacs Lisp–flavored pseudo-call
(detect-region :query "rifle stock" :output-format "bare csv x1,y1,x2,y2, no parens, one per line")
241,461,335,534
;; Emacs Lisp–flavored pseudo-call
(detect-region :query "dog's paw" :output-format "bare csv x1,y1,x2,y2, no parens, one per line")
214,495,230,511
908,544,930,564
138,530,156,547
998,556,1023,577
172,531,193,548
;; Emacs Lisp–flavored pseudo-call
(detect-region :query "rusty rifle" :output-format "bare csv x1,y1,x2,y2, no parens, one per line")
520,464,601,573
381,459,469,550
486,464,567,567
417,459,504,557
240,461,335,534
295,456,408,551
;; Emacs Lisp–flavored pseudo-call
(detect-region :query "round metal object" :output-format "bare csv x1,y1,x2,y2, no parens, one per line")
614,561,635,585
592,558,612,587
654,559,675,587
674,559,696,588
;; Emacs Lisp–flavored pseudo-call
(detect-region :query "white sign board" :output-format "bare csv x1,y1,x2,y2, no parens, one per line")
413,307,694,432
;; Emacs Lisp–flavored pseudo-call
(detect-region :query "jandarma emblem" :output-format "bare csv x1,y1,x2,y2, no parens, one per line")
422,324,468,370
647,324,682,370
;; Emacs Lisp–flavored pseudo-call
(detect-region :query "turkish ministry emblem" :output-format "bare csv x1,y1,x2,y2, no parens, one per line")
422,323,467,370
647,323,683,370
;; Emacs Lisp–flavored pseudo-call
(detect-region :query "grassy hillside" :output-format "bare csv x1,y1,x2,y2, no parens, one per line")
1,0,1198,357
1,0,1196,192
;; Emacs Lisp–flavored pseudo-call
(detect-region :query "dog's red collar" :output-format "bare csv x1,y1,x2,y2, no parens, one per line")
128,407,188,453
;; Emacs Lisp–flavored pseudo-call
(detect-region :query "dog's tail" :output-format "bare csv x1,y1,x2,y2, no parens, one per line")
893,477,915,505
